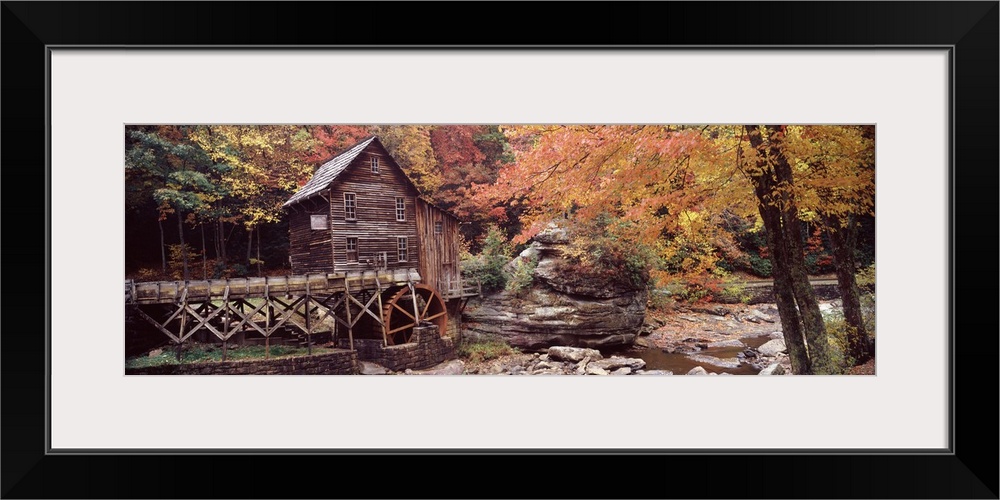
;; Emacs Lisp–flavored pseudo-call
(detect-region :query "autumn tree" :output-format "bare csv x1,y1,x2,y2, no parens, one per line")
737,125,836,374
431,125,513,247
370,125,442,195
431,125,486,207
474,125,724,289
125,126,170,272
784,125,876,363
304,125,373,164
126,127,222,280
188,125,315,274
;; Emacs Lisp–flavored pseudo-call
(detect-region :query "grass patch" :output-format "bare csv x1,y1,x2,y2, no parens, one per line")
126,343,338,369
456,337,519,364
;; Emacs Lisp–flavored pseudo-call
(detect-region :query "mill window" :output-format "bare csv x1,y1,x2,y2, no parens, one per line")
370,156,379,174
396,197,406,221
397,237,408,262
344,192,356,220
346,237,358,263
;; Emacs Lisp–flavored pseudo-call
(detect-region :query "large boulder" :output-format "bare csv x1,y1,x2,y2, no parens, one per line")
686,354,741,369
758,363,786,375
757,339,787,357
590,357,646,372
404,359,465,375
463,225,648,351
547,346,603,363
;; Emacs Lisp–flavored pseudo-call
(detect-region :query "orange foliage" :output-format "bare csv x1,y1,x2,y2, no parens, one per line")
305,126,373,164
475,125,714,244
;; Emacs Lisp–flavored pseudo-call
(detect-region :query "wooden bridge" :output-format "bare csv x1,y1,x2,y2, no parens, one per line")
125,269,479,361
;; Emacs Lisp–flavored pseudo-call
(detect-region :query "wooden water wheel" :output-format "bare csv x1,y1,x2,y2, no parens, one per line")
381,283,447,345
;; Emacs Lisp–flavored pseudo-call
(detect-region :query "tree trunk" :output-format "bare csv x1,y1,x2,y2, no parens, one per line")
779,197,834,373
744,125,834,374
176,209,190,281
247,226,254,269
256,226,263,276
826,214,872,363
158,218,167,273
201,223,208,280
759,203,811,374
770,125,833,373
218,220,228,266
212,222,221,265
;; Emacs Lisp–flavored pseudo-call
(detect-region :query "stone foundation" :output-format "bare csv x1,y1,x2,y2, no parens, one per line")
338,324,454,371
126,349,358,375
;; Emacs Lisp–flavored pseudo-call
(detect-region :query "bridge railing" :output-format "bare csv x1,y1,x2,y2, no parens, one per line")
438,275,481,299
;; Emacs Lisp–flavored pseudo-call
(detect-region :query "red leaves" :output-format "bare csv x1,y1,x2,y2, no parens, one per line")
305,126,372,164
487,206,509,223
430,125,486,173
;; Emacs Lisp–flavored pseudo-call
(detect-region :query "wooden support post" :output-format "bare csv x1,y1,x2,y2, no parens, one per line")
176,315,184,362
304,296,312,354
345,280,355,351
375,276,388,347
265,300,272,360
330,292,338,346
234,299,242,347
305,276,312,355
264,277,271,360
222,281,230,362
455,298,465,341
408,281,420,325
176,287,189,362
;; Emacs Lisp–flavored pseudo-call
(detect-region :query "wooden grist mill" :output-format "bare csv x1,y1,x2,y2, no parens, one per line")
126,136,480,368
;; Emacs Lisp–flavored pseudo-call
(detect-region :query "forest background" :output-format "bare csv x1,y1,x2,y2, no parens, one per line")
125,124,876,372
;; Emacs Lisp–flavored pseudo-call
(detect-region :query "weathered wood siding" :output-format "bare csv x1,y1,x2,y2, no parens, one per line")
287,139,464,288
327,143,421,274
415,198,460,293
288,199,333,274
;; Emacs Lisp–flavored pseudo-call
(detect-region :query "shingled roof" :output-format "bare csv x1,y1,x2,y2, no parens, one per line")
283,135,378,208
283,134,462,220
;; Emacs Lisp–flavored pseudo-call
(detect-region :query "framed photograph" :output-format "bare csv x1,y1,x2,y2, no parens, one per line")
3,2,996,498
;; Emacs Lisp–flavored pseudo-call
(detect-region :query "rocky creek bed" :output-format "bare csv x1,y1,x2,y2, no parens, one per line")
633,298,850,375
366,300,850,375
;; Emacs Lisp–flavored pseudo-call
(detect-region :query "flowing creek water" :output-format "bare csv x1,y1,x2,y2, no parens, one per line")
610,334,775,375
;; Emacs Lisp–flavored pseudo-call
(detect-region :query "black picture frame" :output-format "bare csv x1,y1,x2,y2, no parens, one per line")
2,2,996,498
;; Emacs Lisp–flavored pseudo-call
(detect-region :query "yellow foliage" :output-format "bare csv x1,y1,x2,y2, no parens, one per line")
188,125,315,228
370,125,442,195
